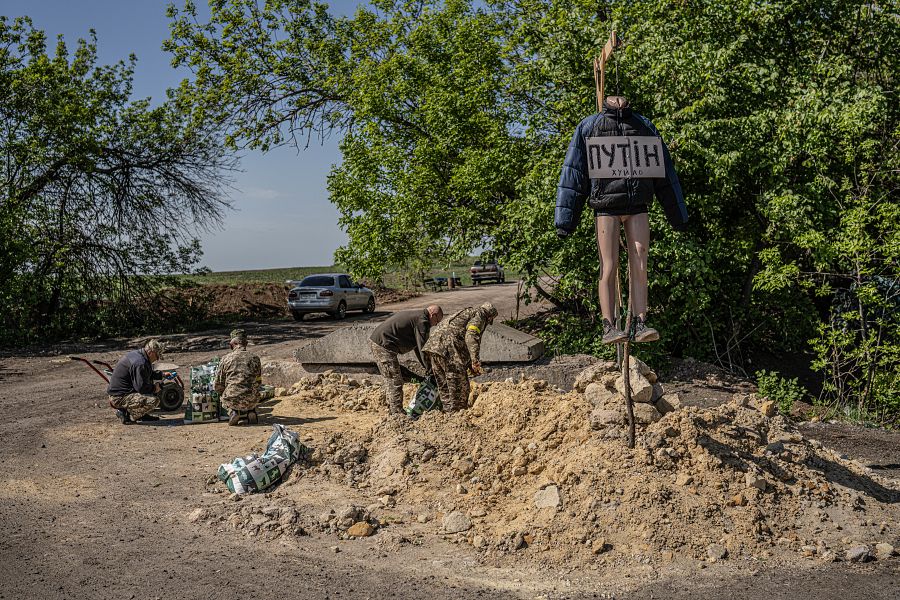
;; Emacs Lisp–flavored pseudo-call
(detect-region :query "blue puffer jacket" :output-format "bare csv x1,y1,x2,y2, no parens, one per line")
555,102,688,234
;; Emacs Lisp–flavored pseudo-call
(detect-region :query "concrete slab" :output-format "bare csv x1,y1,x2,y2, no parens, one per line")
294,323,544,367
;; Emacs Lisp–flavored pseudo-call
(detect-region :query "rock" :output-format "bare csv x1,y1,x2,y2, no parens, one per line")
760,400,777,417
730,492,748,507
707,544,728,560
590,408,623,429
512,466,527,476
845,545,870,563
745,473,768,492
274,387,287,397
633,402,662,424
534,485,561,509
574,361,618,392
584,382,619,408
591,538,608,555
874,543,895,560
630,357,652,377
279,508,298,525
187,508,207,523
332,443,367,465
442,511,472,534
347,521,376,537
616,371,653,404
472,534,487,549
421,448,435,462
675,474,693,486
469,506,487,518
453,458,475,475
646,370,658,384
456,483,468,494
801,545,817,557
416,514,430,523
655,393,682,415
765,441,785,454
331,545,341,553
650,382,665,403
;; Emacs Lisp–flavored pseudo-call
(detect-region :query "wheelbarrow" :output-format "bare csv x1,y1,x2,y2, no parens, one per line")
70,356,186,412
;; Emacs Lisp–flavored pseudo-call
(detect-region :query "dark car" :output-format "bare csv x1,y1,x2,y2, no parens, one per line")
287,273,375,321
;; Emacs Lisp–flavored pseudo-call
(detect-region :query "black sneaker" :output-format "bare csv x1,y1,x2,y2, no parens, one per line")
116,408,132,425
633,316,660,342
602,319,628,344
137,414,160,422
247,410,258,425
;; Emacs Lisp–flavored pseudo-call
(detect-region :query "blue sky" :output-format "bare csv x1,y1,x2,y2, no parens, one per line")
3,0,365,271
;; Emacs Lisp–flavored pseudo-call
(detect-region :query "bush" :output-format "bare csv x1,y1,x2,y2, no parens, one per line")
755,370,807,417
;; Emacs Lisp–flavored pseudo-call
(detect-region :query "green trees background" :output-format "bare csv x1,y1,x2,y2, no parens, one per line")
2,2,897,422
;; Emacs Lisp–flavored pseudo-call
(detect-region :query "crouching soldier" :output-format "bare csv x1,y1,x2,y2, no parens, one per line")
423,302,497,412
107,339,165,424
369,305,444,414
215,329,262,426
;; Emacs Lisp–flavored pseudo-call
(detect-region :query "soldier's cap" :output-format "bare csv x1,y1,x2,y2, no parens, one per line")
480,302,498,321
144,339,165,359
230,329,247,345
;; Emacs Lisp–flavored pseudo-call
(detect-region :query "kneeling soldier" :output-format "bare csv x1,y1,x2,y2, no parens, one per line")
215,329,262,426
423,302,497,412
369,305,444,414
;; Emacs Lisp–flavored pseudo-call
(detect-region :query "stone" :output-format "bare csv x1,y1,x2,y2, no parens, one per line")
633,402,662,425
512,466,527,476
442,511,473,534
655,393,682,415
279,508,298,525
456,484,468,494
730,492,748,507
584,382,619,408
760,401,777,417
453,458,475,476
590,408,623,430
421,448,435,462
745,473,768,492
574,361,618,392
651,382,665,403
616,371,653,404
675,474,693,486
472,534,487,549
331,545,341,553
347,521,376,537
416,514,430,524
630,357,652,377
707,544,728,560
469,506,487,518
591,538,608,555
187,508,207,523
332,443,367,465
646,370,658,384
845,545,870,563
274,387,287,397
874,543,895,560
534,485,561,509
801,545,817,557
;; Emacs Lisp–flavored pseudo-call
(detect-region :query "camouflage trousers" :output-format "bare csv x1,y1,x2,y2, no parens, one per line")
109,393,159,421
370,340,404,414
221,392,259,412
427,353,470,412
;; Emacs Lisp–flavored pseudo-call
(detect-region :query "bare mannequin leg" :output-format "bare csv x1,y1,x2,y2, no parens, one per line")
622,213,650,319
594,215,620,324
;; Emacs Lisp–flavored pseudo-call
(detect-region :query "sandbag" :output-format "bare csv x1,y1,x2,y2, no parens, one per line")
218,424,306,494
406,377,442,418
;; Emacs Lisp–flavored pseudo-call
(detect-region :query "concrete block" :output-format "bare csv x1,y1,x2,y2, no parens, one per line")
294,323,544,366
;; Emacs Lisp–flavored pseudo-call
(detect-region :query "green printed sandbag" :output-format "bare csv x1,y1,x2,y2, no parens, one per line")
406,377,441,418
218,424,306,494
185,358,222,424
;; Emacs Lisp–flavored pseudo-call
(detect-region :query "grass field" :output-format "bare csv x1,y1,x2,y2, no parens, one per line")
178,257,520,288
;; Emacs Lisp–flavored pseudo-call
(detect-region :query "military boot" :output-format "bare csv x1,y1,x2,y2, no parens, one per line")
228,409,241,426
633,316,659,342
247,410,259,425
602,319,628,344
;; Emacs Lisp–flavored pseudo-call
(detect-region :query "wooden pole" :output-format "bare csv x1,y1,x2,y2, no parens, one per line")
593,31,619,112
622,260,636,449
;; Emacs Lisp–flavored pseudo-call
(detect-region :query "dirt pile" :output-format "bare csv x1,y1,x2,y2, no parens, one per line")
195,367,899,568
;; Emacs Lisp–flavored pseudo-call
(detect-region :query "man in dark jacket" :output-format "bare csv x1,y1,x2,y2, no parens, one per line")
107,339,165,424
555,96,688,343
369,305,443,414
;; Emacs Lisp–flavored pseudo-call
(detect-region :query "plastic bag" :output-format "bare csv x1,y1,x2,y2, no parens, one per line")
406,377,442,418
218,424,306,494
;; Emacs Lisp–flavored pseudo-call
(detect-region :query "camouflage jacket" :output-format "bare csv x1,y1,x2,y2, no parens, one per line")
214,347,262,404
422,306,490,365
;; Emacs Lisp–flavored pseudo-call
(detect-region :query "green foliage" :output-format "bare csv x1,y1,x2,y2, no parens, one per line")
755,370,807,417
0,17,233,344
167,0,900,421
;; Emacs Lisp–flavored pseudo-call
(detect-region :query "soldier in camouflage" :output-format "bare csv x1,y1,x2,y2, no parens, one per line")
214,329,263,426
423,302,498,412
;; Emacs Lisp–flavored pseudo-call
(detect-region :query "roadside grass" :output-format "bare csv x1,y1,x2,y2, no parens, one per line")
175,257,521,289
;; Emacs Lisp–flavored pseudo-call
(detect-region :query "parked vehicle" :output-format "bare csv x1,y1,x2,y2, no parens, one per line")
287,274,375,321
470,260,505,285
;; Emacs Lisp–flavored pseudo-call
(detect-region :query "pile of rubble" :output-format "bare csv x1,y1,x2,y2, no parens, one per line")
190,360,899,568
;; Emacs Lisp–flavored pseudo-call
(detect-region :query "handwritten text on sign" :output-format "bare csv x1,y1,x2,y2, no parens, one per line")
585,136,665,178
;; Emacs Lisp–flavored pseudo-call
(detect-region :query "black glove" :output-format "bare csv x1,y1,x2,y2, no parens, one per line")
556,228,570,239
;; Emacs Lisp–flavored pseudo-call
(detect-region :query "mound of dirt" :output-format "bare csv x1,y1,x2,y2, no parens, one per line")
194,365,899,569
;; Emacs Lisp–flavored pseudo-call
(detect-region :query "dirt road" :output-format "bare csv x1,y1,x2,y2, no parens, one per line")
0,283,898,599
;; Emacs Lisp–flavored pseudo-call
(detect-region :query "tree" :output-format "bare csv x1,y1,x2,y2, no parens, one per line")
0,17,234,343
166,0,900,421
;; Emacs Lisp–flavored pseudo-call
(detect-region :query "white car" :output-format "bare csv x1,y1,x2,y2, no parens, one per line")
287,273,375,321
